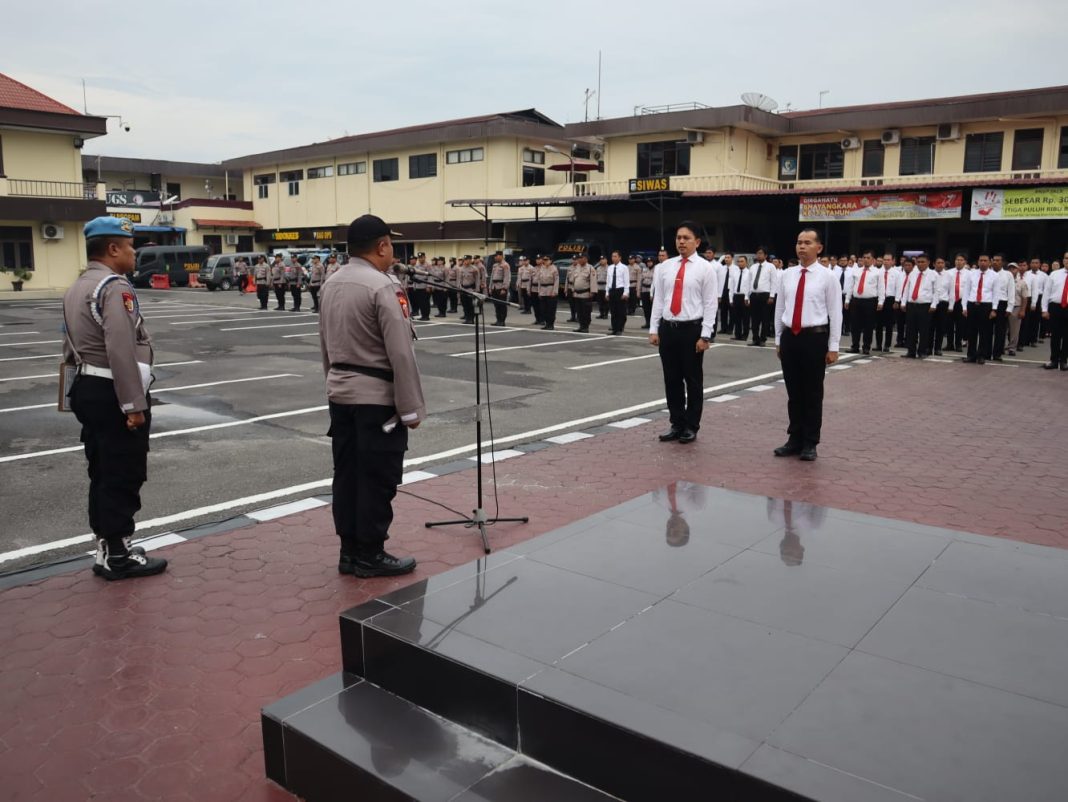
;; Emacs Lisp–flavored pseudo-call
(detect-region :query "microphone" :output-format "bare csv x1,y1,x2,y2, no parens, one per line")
404,265,435,278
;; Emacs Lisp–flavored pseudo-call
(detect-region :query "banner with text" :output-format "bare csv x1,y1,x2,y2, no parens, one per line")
799,192,963,222
970,187,1068,220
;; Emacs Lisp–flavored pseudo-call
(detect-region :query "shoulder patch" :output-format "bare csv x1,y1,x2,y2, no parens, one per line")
396,290,410,318
122,291,136,314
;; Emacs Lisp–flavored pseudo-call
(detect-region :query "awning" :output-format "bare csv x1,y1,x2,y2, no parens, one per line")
133,225,186,233
547,161,601,172
192,218,262,229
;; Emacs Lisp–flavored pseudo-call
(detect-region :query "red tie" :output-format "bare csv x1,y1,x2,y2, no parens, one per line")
912,270,922,301
670,257,687,316
977,272,984,303
1061,275,1068,306
857,267,868,295
791,268,807,334
955,271,961,301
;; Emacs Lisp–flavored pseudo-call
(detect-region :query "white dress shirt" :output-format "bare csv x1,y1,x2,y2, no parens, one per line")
749,260,776,294
846,264,885,303
997,269,1016,311
963,268,995,305
1042,268,1067,311
883,265,903,298
945,267,967,305
728,264,752,297
1033,269,1049,300
773,262,844,352
649,254,719,338
606,262,630,295
900,268,939,309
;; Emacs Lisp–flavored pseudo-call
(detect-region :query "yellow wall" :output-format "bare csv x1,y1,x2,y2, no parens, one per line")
1,130,83,182
0,218,87,291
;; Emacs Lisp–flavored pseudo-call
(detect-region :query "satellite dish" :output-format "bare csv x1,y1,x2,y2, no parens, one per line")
740,92,779,112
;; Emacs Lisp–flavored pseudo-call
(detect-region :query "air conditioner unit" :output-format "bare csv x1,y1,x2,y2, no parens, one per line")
841,136,862,151
41,223,64,240
224,234,240,246
590,148,604,161
881,129,901,145
686,131,704,145
937,123,961,141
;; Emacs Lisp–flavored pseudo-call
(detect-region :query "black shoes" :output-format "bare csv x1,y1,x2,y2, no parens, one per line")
862,348,871,355
339,551,417,578
1043,362,1059,370
677,429,697,444
93,537,146,576
659,428,682,442
773,442,803,457
847,347,860,354
800,446,818,461
573,327,589,333
435,313,447,318
491,322,506,327
97,541,167,581
542,324,555,330
934,349,943,356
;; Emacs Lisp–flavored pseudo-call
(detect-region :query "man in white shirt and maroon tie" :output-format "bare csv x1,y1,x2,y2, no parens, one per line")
773,229,842,461
899,252,939,359
843,249,884,355
961,254,997,364
648,221,719,445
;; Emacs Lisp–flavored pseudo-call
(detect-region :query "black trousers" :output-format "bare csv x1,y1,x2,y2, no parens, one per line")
849,297,878,351
719,291,732,333
433,290,448,315
1049,303,1067,364
289,284,302,311
518,288,530,312
460,292,475,322
628,287,639,314
70,376,151,546
274,285,286,309
597,290,608,318
411,288,431,320
841,303,851,337
779,328,829,448
750,292,771,343
895,305,907,344
531,293,542,323
732,295,748,339
448,289,458,312
658,320,704,432
573,296,593,329
946,301,964,350
966,302,994,360
992,301,1009,358
904,303,931,356
928,301,948,352
491,290,508,324
641,292,653,327
608,288,628,333
877,297,897,349
567,296,578,321
256,285,269,309
539,295,558,326
1025,300,1041,345
328,402,407,556
309,285,321,311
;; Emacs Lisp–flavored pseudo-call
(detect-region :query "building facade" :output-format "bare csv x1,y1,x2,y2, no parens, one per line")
0,73,106,293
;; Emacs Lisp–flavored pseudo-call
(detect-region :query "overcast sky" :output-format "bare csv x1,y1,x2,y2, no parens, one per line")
8,0,1066,164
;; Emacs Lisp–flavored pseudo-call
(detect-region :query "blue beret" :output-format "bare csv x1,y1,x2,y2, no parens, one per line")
84,216,135,239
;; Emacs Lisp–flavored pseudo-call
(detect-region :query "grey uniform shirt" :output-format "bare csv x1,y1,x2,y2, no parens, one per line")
62,262,154,413
318,258,426,424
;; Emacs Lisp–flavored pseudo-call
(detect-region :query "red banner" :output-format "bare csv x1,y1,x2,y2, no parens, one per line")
799,192,963,222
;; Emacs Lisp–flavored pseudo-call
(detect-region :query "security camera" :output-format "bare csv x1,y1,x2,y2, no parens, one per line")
123,124,131,132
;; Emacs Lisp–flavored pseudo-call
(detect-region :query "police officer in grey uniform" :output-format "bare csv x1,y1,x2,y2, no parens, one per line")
430,257,448,317
285,257,303,311
307,255,325,312
570,255,596,332
489,251,511,326
270,255,286,310
62,217,167,581
253,255,270,309
533,256,560,329
319,215,425,577
458,256,479,323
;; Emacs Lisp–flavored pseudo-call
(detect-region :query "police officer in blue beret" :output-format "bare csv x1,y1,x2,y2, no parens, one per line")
62,217,167,580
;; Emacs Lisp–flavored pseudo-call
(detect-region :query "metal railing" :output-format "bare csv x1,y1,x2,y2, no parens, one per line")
5,179,99,200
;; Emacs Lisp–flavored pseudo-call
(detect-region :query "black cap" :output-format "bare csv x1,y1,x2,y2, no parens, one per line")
347,214,401,244
495,250,504,256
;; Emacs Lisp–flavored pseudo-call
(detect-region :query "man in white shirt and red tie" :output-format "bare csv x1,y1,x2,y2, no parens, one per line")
648,221,719,445
844,249,884,355
898,253,939,359
605,250,630,335
961,254,997,364
877,253,901,353
773,228,842,461
944,254,969,352
1041,262,1068,370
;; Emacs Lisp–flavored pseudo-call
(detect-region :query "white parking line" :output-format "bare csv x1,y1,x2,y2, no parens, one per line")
0,405,329,463
170,315,301,325
0,339,61,348
451,335,612,357
156,360,204,367
0,374,301,414
221,320,317,331
568,352,662,370
0,353,61,362
0,331,40,337
0,367,795,564
0,373,53,383
141,310,262,320
417,329,521,341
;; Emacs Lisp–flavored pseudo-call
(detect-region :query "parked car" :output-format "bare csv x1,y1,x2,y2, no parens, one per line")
199,252,268,290
131,246,211,288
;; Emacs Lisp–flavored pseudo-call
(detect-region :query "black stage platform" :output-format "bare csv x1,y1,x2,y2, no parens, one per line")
263,485,1068,801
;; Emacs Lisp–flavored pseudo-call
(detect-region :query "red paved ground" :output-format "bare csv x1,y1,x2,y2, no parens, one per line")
1,359,1065,801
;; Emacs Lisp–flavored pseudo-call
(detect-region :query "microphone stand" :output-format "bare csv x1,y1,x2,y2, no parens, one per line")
414,268,528,553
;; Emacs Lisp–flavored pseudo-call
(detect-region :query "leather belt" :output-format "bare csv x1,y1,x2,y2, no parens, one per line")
661,318,702,327
79,364,114,379
330,363,394,382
